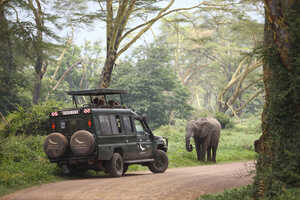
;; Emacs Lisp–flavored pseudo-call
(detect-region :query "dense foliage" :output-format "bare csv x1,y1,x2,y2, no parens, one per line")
0,101,65,136
0,135,60,196
111,44,193,128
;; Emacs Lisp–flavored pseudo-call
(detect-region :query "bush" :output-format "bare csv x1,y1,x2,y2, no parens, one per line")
1,100,65,136
215,112,234,129
0,135,60,195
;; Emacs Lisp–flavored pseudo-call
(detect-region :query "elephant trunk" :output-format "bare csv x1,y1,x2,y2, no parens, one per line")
185,137,193,152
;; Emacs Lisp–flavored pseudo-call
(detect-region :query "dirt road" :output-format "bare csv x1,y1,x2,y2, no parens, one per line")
1,161,254,200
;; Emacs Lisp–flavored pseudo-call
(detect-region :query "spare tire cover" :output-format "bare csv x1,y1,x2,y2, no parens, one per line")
70,130,95,156
44,132,68,158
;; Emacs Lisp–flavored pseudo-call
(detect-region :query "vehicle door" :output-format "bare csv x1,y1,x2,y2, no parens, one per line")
94,114,125,160
121,115,138,160
134,119,153,159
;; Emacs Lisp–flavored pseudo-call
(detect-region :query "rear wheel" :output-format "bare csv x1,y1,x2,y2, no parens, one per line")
107,153,124,177
148,150,168,173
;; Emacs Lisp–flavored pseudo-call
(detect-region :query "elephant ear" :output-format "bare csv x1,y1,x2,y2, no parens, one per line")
194,119,208,129
195,120,212,136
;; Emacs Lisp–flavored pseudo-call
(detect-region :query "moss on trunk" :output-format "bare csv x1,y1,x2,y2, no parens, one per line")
254,1,300,199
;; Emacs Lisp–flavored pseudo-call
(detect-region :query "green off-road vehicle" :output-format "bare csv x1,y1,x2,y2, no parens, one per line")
44,89,168,177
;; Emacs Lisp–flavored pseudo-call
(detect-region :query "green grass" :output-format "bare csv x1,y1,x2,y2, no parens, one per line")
0,117,261,196
154,118,260,168
199,185,300,200
0,135,63,196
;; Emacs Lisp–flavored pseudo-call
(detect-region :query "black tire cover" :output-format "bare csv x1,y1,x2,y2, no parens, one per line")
70,130,95,156
44,132,68,158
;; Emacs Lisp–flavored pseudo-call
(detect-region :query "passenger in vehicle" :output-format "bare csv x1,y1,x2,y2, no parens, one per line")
98,99,105,106
93,98,99,106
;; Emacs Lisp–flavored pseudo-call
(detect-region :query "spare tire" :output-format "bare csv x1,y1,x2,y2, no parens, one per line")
44,132,68,158
70,130,95,156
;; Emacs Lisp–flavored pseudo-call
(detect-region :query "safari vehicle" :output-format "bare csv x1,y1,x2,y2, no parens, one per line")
44,89,168,177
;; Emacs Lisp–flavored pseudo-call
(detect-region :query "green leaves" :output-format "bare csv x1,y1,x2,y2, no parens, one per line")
0,100,64,136
111,43,192,128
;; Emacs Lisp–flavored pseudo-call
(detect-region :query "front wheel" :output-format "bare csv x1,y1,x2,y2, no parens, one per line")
148,150,168,173
107,153,124,177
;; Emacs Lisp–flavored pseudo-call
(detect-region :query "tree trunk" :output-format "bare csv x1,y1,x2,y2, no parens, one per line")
99,51,117,88
33,73,42,105
32,56,45,104
254,1,300,199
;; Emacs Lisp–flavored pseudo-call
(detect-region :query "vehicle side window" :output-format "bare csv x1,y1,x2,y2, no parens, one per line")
123,116,133,134
110,115,122,135
98,115,112,135
134,120,144,135
93,116,101,136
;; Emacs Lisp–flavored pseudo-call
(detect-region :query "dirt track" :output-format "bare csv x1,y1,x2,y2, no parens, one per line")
1,161,254,200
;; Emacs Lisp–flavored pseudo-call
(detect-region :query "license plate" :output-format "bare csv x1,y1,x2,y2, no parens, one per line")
62,110,79,115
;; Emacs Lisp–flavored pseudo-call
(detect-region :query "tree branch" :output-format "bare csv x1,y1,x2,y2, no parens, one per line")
119,0,207,47
52,60,82,91
106,0,113,52
235,89,264,114
108,0,129,52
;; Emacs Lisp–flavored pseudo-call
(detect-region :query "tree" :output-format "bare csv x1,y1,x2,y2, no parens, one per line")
45,40,103,102
0,1,32,114
111,43,192,128
159,8,264,115
94,0,209,88
254,1,300,199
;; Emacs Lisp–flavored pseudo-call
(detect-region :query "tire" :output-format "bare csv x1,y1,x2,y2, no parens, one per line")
148,150,168,173
70,130,95,156
123,164,129,175
44,132,68,158
108,153,124,177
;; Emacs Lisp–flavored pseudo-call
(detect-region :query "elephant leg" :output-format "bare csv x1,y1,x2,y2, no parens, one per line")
194,137,202,161
207,145,212,162
200,138,207,162
212,144,218,163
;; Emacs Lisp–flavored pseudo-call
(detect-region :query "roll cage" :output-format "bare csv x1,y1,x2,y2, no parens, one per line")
66,89,128,108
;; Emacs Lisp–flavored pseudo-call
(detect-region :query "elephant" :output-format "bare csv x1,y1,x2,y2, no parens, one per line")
185,117,221,162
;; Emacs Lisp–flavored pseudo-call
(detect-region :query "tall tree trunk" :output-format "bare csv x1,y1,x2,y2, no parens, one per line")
254,1,300,199
30,0,45,105
99,51,117,88
32,56,45,104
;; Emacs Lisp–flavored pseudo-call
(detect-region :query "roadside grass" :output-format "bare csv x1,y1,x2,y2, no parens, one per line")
0,135,64,196
0,117,261,196
198,185,300,200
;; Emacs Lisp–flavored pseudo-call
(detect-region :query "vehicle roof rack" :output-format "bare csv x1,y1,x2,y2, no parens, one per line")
66,89,128,96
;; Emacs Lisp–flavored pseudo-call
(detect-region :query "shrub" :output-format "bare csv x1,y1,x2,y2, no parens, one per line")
215,112,234,129
0,135,60,191
1,100,65,136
